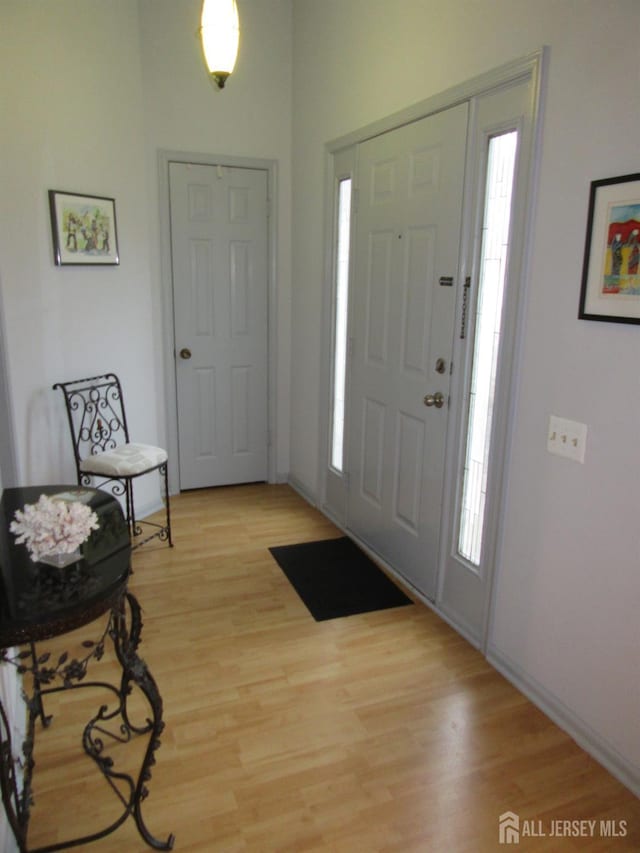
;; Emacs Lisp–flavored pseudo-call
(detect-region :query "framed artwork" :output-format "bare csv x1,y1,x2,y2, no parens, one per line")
579,172,640,323
48,190,120,266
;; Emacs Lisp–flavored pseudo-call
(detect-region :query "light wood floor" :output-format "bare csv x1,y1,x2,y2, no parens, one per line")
26,484,639,851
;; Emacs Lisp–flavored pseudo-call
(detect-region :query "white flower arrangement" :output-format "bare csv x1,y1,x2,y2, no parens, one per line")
10,494,99,563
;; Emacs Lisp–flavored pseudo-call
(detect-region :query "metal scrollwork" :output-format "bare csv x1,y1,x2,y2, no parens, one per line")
0,592,174,851
52,373,173,550
1,627,107,691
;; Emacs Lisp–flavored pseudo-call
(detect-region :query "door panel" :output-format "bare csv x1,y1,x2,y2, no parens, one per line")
347,104,468,600
361,396,385,505
402,227,436,373
366,232,392,364
394,411,424,533
439,79,533,641
170,162,268,490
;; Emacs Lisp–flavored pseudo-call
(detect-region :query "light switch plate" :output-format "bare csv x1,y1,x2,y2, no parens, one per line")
547,415,587,463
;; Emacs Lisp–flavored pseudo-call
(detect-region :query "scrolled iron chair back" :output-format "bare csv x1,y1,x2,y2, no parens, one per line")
54,374,130,476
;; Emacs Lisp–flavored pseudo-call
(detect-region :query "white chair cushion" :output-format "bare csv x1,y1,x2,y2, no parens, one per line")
80,443,168,477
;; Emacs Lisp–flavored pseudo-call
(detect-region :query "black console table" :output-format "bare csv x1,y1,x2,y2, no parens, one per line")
0,486,174,852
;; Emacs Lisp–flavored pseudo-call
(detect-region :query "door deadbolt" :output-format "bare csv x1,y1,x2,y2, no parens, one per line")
423,392,445,409
435,358,446,374
179,348,192,360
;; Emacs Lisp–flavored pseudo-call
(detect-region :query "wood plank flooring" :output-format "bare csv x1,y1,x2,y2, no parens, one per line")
25,484,639,851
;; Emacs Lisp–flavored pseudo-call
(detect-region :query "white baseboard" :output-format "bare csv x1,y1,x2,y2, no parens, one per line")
429,599,482,650
137,497,165,519
287,475,318,507
487,644,640,798
287,483,640,800
316,502,345,532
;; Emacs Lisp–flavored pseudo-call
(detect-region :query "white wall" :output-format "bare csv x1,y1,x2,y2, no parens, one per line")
137,0,292,481
0,5,292,845
0,1,160,509
0,0,292,502
291,0,640,788
1,0,638,803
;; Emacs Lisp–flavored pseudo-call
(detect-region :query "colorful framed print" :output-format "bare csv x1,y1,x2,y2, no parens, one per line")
579,173,640,323
48,190,120,266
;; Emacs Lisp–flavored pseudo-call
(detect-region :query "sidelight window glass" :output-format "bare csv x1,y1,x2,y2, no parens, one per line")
330,178,352,473
458,131,517,566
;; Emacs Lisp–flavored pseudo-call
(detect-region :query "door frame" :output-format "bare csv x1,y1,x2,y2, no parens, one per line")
158,150,278,494
318,49,547,650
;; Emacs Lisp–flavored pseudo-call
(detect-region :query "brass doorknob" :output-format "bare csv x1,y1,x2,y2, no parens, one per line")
179,348,192,360
423,392,445,408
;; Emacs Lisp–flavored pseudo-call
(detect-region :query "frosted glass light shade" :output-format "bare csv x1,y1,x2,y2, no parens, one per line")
200,0,239,89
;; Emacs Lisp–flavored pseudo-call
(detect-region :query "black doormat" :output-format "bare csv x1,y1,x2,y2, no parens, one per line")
269,536,413,621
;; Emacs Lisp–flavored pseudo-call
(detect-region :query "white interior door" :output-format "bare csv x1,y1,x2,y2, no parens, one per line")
169,162,268,490
347,104,468,600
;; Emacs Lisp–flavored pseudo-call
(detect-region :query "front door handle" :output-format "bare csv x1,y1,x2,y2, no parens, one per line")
179,348,192,360
423,392,445,408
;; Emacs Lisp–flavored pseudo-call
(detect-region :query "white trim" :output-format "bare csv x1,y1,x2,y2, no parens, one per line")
287,474,318,508
488,644,640,798
438,56,549,650
317,147,339,514
317,145,356,524
157,150,278,493
375,553,482,651
316,147,335,511
318,50,548,638
484,48,549,651
326,50,545,154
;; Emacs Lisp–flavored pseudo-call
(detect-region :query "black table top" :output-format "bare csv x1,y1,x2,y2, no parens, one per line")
0,486,131,647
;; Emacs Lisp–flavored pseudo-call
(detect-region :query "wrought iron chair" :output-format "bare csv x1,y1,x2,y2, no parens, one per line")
53,372,173,549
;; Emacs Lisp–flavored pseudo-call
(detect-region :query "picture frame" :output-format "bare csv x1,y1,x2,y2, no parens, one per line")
578,172,640,324
48,190,119,266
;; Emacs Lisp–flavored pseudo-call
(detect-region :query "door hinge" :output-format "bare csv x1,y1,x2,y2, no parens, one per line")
460,276,471,339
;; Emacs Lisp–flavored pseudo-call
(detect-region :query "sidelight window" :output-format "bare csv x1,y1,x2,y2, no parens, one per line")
458,131,518,566
330,177,352,473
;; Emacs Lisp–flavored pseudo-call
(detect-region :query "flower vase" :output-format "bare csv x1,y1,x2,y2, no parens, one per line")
39,549,81,568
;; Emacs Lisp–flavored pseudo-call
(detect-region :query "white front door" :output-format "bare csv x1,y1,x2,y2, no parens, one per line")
347,104,468,600
169,162,269,490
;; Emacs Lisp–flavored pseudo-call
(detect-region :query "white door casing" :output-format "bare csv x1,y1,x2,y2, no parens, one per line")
347,104,468,601
438,77,538,644
320,54,545,649
169,162,269,490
